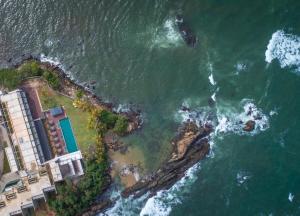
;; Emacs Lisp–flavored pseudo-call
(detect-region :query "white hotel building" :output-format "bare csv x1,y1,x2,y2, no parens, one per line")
0,90,84,216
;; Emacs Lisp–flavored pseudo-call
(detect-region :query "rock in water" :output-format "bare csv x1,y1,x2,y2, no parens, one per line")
122,123,212,198
243,120,255,132
175,15,197,47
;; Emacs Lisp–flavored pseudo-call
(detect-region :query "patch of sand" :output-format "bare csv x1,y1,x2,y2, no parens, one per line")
109,146,145,188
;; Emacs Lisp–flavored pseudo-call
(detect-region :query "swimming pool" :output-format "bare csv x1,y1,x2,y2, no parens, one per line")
59,117,78,153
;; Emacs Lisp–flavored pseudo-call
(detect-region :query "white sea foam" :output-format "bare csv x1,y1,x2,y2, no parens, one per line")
234,62,247,75
265,30,300,73
209,73,217,86
236,171,252,186
269,107,279,116
140,163,201,216
152,19,181,48
39,53,75,80
175,105,216,128
113,103,131,113
211,92,216,102
99,163,202,216
288,192,294,202
164,19,181,43
44,39,54,47
176,98,269,136
215,99,270,136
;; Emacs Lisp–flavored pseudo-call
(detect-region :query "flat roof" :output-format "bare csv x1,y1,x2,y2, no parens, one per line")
34,120,52,161
0,175,52,216
49,107,63,117
0,90,44,170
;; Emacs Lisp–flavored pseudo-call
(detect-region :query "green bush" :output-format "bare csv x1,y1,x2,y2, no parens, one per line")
0,61,43,90
75,89,84,99
19,61,43,77
113,116,128,135
43,70,60,90
98,110,118,129
0,68,22,90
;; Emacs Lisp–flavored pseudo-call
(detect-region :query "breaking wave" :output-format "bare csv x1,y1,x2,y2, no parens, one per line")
113,103,132,113
176,98,270,137
99,164,201,216
208,73,217,86
215,99,269,136
152,19,182,48
39,53,75,80
140,163,201,216
265,30,300,73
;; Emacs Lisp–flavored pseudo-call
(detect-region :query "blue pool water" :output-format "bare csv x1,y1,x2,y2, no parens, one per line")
59,117,78,153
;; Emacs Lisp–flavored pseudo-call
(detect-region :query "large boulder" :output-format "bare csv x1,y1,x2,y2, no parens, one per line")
243,120,255,132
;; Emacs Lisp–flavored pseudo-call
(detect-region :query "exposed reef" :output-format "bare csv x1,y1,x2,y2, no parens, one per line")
122,122,212,198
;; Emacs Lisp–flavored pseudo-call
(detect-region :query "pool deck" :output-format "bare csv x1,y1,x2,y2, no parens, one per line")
44,110,67,156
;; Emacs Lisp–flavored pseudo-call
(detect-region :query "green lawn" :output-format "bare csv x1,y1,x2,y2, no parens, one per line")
38,86,97,152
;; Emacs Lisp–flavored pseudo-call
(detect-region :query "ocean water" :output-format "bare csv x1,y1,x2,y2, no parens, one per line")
1,0,300,215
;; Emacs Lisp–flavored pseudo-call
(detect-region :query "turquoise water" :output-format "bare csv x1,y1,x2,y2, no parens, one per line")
1,0,300,215
59,117,78,153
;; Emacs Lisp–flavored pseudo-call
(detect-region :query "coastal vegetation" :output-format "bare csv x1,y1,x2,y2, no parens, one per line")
0,60,60,90
48,157,109,216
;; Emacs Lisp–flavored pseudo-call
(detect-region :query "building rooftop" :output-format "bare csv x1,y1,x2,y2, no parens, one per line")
0,90,45,170
49,107,63,117
0,89,85,215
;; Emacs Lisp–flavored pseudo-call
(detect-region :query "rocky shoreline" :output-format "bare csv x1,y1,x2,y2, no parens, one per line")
122,122,212,199
3,55,213,215
10,54,143,134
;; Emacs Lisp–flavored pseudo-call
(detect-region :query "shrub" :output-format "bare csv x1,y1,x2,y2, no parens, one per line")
75,89,84,99
19,61,43,77
0,60,43,90
43,70,60,90
0,68,22,90
113,116,128,135
98,110,118,129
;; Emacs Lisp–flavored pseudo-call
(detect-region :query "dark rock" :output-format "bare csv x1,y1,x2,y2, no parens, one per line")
254,115,262,120
181,106,190,112
80,199,113,216
121,124,212,199
243,120,255,132
175,15,197,47
247,106,253,116
208,97,215,107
